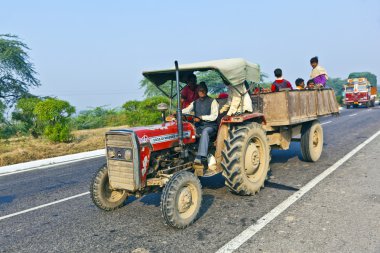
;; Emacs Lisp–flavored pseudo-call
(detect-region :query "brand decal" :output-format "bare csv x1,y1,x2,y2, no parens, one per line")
149,131,191,144
139,135,149,143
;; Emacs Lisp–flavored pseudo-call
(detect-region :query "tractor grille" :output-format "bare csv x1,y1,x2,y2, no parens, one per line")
106,133,137,191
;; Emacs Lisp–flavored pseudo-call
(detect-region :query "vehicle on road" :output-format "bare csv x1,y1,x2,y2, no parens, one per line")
344,78,377,108
90,58,340,228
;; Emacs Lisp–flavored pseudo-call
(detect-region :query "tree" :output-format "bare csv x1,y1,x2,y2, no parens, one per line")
348,72,377,86
12,96,43,137
0,101,5,124
326,77,346,95
0,34,40,106
34,98,76,142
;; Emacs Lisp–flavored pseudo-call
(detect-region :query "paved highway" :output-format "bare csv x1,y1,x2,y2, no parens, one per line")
1,107,380,253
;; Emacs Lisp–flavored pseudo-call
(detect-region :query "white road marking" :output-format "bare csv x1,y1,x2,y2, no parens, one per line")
321,121,332,125
0,192,90,221
216,129,380,253
0,149,105,177
349,113,358,117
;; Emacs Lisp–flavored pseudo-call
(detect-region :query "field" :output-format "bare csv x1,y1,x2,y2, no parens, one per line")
0,126,128,166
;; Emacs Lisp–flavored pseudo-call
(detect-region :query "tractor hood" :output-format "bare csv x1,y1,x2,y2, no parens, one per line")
108,121,196,151
142,58,260,87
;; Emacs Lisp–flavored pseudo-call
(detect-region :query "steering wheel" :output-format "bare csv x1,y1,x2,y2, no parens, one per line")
180,114,201,122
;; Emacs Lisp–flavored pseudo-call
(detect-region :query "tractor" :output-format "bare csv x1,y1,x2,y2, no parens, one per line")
90,58,339,228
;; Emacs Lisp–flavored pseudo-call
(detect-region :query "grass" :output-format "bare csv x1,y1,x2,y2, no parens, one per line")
0,125,128,166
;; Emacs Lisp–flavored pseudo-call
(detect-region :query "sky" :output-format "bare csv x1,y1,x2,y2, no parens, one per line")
1,0,380,111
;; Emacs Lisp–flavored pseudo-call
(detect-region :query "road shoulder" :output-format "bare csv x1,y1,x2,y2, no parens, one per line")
238,135,380,253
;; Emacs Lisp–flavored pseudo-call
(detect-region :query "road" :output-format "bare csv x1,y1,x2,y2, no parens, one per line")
1,107,380,253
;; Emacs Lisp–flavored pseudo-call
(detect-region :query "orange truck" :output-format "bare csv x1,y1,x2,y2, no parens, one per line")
344,78,377,108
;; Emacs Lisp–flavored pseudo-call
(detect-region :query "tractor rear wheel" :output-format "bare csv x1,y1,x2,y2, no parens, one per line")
221,122,270,196
90,165,128,211
301,120,323,162
160,171,202,229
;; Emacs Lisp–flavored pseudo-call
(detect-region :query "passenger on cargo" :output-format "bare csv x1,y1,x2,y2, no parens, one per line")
310,56,328,88
306,79,315,89
271,68,293,92
295,78,305,90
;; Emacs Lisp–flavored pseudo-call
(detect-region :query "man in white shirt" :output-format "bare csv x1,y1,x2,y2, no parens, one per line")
219,82,253,116
182,82,218,165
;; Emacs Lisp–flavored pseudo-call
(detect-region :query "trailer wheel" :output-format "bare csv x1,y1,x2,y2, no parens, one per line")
160,171,202,229
370,100,375,107
301,120,323,162
221,122,270,196
346,105,350,109
90,165,128,211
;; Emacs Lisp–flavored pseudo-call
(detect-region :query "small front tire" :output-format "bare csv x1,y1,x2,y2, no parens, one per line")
160,171,202,229
90,165,128,211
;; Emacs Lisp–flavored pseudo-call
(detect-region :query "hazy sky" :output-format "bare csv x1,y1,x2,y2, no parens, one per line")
2,0,380,111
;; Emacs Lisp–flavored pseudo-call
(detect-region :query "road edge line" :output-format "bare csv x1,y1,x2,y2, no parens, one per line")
0,149,105,176
216,129,380,253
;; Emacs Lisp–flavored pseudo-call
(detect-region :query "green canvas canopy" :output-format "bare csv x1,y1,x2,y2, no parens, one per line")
142,58,260,87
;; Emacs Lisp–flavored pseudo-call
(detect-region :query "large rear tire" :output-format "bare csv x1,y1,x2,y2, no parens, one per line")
160,171,202,229
221,122,270,196
90,165,128,211
301,120,323,162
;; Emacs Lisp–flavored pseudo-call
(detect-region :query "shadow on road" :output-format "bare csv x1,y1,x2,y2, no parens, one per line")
265,181,299,192
270,142,302,164
197,194,215,221
200,173,225,189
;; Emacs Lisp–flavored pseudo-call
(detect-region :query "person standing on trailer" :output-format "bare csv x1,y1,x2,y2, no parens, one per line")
309,56,328,88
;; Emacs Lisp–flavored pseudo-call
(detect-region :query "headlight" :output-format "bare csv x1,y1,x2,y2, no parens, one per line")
125,149,132,160
108,149,115,158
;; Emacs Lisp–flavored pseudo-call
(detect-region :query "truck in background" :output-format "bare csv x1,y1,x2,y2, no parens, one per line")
344,78,377,108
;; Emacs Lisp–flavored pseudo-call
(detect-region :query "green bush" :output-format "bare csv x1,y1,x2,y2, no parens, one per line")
34,98,75,142
43,123,72,142
122,97,170,127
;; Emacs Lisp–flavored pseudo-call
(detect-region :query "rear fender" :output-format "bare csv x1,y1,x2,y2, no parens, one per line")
214,112,266,172
220,112,266,125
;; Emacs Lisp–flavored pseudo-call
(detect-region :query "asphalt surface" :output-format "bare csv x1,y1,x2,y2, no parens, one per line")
1,106,380,253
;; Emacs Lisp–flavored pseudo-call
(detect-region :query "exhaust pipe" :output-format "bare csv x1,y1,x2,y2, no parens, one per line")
175,61,184,148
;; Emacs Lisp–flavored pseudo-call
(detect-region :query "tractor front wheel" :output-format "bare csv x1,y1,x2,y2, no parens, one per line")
221,122,270,196
160,171,202,229
90,165,128,211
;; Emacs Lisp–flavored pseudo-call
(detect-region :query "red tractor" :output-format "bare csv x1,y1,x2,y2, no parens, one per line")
90,58,339,228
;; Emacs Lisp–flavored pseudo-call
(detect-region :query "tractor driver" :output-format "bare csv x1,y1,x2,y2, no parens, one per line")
182,82,218,165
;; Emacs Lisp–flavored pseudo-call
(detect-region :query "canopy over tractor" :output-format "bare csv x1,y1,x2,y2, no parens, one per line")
142,58,260,87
